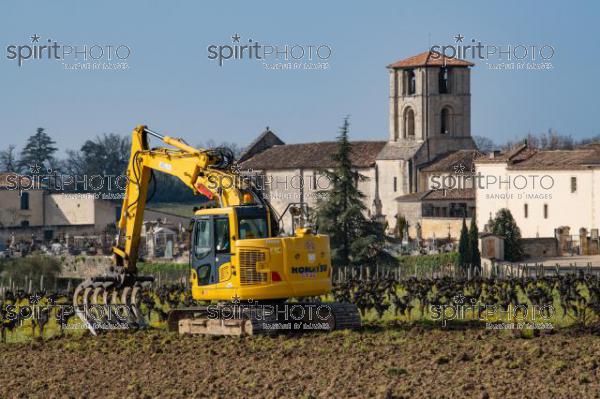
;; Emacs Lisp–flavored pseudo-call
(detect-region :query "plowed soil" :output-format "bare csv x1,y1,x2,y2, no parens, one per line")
0,325,599,398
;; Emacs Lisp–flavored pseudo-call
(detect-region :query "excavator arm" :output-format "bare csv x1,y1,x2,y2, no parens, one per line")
114,125,249,272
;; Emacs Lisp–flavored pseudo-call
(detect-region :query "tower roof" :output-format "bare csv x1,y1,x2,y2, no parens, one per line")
387,50,474,69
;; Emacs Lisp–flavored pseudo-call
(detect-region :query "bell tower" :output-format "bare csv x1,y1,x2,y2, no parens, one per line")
375,51,477,233
387,50,474,156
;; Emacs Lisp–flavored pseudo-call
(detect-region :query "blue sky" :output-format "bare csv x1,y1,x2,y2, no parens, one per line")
1,1,598,154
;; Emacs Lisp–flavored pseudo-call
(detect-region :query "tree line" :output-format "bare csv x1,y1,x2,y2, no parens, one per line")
473,129,600,152
0,127,242,203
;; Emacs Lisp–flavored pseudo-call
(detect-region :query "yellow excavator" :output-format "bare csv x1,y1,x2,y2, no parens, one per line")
73,125,360,335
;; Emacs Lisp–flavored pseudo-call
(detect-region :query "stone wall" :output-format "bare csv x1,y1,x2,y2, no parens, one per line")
58,255,113,279
420,217,467,240
521,237,559,258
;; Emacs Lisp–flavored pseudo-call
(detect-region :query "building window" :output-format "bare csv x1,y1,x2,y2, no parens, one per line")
571,177,577,193
404,107,415,139
20,220,29,227
393,177,397,192
405,69,416,95
524,203,528,218
439,67,450,94
440,107,451,135
543,204,548,219
20,192,29,210
449,203,467,218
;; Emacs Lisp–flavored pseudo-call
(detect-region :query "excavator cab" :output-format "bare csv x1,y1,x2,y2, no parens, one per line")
190,206,269,287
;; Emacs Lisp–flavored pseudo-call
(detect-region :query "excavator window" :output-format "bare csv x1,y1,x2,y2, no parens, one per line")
193,219,211,259
239,217,267,240
215,217,230,253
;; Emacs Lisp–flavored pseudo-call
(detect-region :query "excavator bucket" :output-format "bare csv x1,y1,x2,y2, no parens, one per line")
72,275,154,335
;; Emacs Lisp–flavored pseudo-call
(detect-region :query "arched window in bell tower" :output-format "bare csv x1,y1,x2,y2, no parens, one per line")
439,67,450,94
404,69,416,95
404,107,415,139
440,107,451,135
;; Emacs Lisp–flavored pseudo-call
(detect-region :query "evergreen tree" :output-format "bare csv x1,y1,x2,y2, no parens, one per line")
457,218,470,273
468,216,481,272
491,208,524,261
350,214,398,266
19,128,57,173
316,117,396,267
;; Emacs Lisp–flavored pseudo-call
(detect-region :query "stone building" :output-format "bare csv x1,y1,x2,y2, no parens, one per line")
475,143,600,240
0,172,119,242
240,50,478,236
240,138,386,231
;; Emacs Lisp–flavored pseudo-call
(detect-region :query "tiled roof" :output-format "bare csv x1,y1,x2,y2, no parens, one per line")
387,51,474,69
376,141,423,160
396,188,475,202
420,150,483,172
426,188,475,201
508,149,600,170
395,191,430,202
475,144,600,170
240,141,387,170
238,128,285,163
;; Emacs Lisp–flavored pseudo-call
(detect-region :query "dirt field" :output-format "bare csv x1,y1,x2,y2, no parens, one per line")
0,325,599,398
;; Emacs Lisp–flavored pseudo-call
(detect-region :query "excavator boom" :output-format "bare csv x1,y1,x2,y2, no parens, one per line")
114,125,247,271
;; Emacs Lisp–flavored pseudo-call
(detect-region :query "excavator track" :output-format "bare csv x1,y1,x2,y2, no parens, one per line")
72,275,154,335
171,301,361,336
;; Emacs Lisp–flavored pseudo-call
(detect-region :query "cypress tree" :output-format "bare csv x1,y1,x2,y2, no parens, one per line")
468,216,481,272
457,218,470,274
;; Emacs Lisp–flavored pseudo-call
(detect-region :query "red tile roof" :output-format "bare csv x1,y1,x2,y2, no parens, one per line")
387,51,474,69
239,141,387,170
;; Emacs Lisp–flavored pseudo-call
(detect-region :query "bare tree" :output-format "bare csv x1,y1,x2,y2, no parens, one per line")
473,135,497,152
502,129,578,150
0,145,20,173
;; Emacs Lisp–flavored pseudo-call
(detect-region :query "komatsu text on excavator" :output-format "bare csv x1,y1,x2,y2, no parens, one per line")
73,125,360,335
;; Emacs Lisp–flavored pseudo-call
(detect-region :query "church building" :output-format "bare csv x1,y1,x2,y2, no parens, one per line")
239,51,479,237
